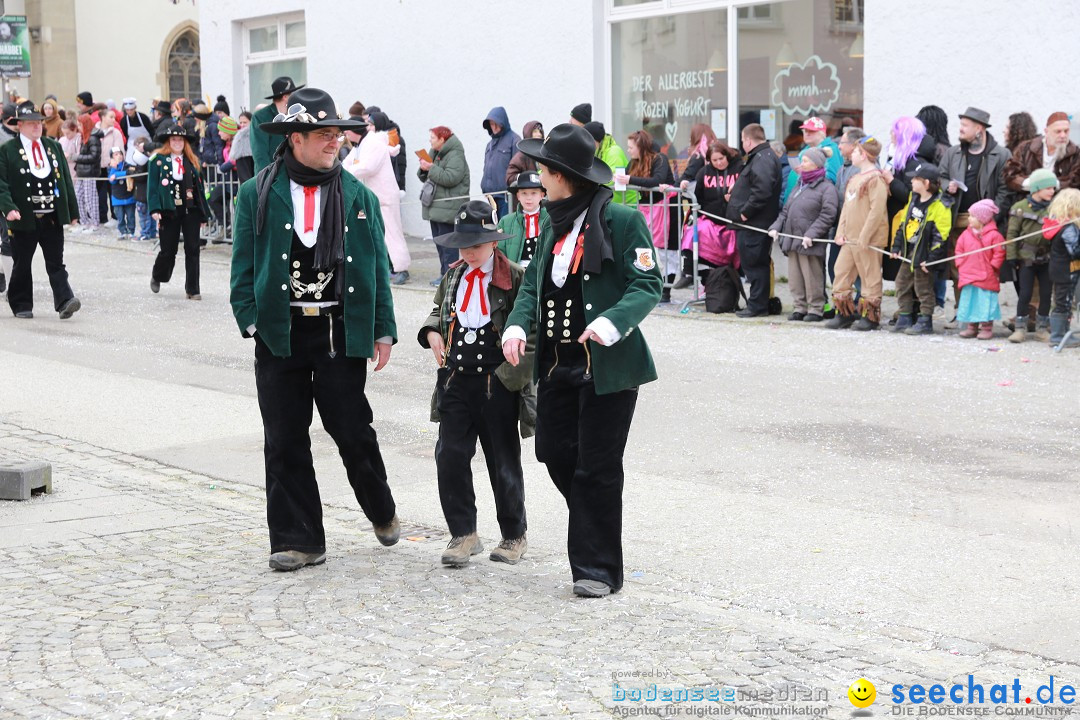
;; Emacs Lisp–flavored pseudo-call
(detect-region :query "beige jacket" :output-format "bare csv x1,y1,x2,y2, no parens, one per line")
837,169,889,248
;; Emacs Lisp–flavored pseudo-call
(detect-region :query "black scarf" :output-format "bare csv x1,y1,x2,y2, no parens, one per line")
544,184,614,273
256,141,345,274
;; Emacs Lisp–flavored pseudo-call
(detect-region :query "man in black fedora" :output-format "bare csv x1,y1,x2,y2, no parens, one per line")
230,87,400,571
250,76,306,173
150,99,174,136
0,100,81,319
419,199,535,568
502,123,662,598
939,106,1010,324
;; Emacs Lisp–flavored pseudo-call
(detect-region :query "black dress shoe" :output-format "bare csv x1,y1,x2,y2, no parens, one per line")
788,311,805,321
14,310,32,319
735,308,767,318
57,298,81,319
672,275,693,290
151,279,160,293
802,313,824,322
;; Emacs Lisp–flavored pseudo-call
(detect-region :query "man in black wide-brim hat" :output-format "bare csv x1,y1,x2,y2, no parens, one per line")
0,100,81,319
250,75,306,173
230,87,401,572
502,123,663,598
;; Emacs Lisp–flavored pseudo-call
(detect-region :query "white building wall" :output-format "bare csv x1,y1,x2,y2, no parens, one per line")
200,0,598,238
865,0,1080,144
73,0,198,107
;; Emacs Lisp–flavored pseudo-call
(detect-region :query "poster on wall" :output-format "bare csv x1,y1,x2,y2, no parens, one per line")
0,16,31,78
771,55,840,117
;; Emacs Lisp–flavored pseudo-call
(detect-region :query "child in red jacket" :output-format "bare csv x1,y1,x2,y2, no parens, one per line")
954,199,1006,339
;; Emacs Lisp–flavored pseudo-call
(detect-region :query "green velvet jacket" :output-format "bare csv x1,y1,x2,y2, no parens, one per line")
0,135,78,231
146,152,211,219
230,167,397,358
249,103,285,173
496,207,551,265
505,200,663,395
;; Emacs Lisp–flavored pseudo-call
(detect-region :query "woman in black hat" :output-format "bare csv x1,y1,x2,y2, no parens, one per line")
502,123,663,598
147,124,211,300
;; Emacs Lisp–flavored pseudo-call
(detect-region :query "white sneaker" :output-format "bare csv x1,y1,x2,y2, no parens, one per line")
932,305,945,320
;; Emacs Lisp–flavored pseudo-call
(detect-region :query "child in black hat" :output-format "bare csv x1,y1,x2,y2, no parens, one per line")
419,200,536,568
496,171,550,269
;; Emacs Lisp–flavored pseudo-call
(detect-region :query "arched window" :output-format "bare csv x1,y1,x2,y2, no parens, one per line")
166,30,201,101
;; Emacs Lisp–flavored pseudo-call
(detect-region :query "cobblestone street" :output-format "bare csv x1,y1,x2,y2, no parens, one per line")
2,233,1080,719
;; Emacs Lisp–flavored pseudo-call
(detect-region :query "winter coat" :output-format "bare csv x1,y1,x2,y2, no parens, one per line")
890,191,952,268
1003,136,1080,192
836,169,889,248
198,118,225,166
1047,222,1080,285
781,136,843,203
75,128,103,178
230,126,254,184
249,103,284,173
147,152,211,220
628,154,674,204
1006,197,1051,264
481,106,520,194
693,160,741,220
108,164,135,204
770,175,838,258
727,141,782,229
131,152,149,204
939,134,1011,222
384,120,407,192
506,120,542,187
679,153,705,184
98,126,125,169
887,134,939,222
0,136,79,231
418,133,470,224
60,134,80,177
596,134,637,206
955,221,1006,292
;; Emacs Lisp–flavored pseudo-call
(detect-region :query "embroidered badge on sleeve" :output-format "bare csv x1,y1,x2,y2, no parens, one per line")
633,247,656,272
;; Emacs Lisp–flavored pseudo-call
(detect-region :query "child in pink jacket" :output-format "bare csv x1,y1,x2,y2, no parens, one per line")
954,199,1006,339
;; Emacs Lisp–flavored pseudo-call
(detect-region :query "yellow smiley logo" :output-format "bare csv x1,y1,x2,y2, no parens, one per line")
848,678,876,708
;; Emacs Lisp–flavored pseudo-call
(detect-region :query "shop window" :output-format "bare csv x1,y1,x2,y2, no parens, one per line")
611,9,729,171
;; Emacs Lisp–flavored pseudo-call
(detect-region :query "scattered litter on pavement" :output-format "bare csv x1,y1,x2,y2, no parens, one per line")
997,380,1014,387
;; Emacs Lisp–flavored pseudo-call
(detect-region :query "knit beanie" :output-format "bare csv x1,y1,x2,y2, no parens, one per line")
217,115,238,136
213,95,230,115
1028,167,1060,193
968,199,999,226
571,103,592,124
583,121,606,143
803,147,827,168
76,91,93,106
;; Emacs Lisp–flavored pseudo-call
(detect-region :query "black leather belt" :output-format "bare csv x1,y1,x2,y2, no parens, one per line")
290,305,342,317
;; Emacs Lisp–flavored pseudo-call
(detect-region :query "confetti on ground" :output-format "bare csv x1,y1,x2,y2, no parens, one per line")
997,380,1014,387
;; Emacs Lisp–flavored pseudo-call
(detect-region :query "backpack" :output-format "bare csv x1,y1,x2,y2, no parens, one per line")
703,265,746,313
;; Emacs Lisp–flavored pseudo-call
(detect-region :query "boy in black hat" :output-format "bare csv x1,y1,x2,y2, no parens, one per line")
496,171,550,268
502,123,663,598
419,199,535,567
250,76,305,172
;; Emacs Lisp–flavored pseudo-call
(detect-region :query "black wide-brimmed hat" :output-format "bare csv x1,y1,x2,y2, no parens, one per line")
516,124,613,186
509,171,545,193
14,100,42,122
155,123,196,142
434,200,509,249
265,76,305,100
153,100,172,115
258,88,364,135
958,106,991,128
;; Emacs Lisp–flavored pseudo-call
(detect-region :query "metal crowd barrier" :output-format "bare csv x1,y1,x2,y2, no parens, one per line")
202,163,238,244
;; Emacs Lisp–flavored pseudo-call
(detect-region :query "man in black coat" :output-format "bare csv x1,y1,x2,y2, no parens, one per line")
727,123,782,317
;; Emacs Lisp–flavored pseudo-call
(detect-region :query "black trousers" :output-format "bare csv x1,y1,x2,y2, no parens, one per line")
535,361,638,592
7,214,74,315
435,370,526,539
1052,278,1075,317
153,208,202,295
97,168,111,221
430,221,458,275
736,231,772,314
254,315,396,554
1017,263,1051,318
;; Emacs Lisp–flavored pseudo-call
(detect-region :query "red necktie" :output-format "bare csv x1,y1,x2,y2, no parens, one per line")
459,268,488,315
173,156,183,180
552,231,586,274
31,140,43,169
303,186,317,233
525,212,539,238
